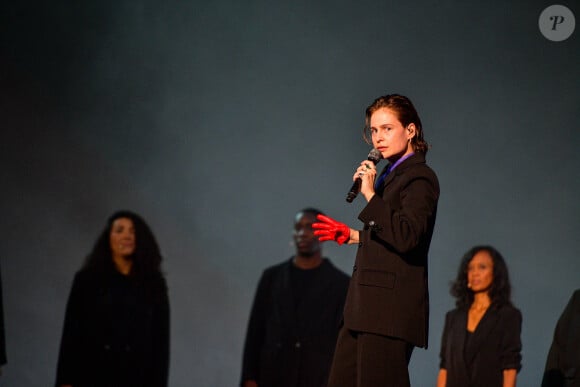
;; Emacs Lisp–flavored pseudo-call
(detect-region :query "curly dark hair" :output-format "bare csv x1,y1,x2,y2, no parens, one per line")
363,94,430,154
83,210,163,278
450,245,513,309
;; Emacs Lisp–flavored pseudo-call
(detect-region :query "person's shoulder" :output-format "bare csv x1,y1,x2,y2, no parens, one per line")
68,268,107,294
497,303,522,320
75,267,102,283
402,153,439,181
322,259,350,279
442,308,465,329
262,258,292,275
150,271,168,289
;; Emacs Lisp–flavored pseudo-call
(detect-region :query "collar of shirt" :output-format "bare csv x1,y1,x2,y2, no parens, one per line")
375,152,415,189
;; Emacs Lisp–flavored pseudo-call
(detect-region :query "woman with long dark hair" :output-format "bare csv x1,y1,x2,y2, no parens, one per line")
437,245,522,387
55,210,169,387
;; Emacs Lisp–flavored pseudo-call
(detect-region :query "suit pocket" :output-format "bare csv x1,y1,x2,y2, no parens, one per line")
358,269,396,289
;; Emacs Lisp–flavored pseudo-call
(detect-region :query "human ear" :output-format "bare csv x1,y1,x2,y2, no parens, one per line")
406,124,416,139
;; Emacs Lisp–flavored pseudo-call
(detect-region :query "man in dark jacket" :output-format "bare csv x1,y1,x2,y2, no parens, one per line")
542,289,580,387
240,208,349,387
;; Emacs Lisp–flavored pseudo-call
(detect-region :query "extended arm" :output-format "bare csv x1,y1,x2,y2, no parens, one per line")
436,369,447,387
503,369,517,387
241,272,271,385
312,214,359,245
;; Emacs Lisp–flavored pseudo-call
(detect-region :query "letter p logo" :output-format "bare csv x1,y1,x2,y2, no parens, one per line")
539,5,576,41
550,15,565,30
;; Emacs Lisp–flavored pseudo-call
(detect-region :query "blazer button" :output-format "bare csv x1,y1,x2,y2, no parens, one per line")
369,221,376,226
358,242,363,247
104,344,111,351
353,265,357,272
295,341,301,348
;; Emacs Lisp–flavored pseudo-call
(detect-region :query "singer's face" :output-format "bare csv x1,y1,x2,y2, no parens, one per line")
109,217,136,260
370,107,414,162
467,250,494,294
293,212,321,257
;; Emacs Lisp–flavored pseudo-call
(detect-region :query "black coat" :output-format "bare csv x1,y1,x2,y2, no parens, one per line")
241,258,349,387
439,304,522,387
344,152,439,348
55,269,170,387
542,289,580,387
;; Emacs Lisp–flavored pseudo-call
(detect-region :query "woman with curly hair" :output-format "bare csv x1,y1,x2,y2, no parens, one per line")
55,210,169,387
437,245,522,387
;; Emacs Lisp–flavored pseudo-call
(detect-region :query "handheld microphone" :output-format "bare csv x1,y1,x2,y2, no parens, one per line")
346,148,382,203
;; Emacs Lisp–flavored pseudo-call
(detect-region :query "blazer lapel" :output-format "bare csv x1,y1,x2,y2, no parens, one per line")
456,310,470,372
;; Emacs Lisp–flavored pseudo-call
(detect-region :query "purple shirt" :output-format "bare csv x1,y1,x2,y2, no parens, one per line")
375,152,415,190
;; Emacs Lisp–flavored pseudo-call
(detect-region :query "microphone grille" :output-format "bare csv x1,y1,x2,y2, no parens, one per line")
367,148,382,164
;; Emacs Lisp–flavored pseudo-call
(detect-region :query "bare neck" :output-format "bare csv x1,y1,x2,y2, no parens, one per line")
471,292,491,309
113,255,133,275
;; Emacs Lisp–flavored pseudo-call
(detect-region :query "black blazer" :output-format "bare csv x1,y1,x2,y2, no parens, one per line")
439,304,522,387
542,289,580,387
55,269,170,387
241,258,349,387
343,152,439,348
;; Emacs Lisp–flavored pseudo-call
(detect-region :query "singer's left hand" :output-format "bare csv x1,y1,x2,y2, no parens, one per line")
353,160,377,202
312,214,351,245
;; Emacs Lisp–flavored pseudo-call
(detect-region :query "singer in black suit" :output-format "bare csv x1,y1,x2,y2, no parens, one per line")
313,94,439,387
437,246,522,387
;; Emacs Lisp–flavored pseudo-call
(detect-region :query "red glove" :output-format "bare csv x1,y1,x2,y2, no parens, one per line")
312,214,350,245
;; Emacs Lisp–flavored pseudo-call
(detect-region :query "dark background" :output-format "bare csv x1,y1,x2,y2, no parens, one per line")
1,0,578,385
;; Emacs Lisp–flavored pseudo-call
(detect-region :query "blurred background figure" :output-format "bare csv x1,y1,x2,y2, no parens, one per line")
437,245,522,387
55,210,170,387
240,208,349,387
542,289,580,387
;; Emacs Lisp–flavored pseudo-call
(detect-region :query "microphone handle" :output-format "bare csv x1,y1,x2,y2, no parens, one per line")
346,178,362,203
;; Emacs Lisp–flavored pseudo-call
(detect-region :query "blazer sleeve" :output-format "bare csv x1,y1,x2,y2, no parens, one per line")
359,167,439,254
439,311,452,369
152,277,170,387
542,289,580,386
55,272,86,386
240,270,272,384
500,306,523,372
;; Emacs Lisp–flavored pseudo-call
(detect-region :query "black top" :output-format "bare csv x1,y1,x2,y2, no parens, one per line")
55,268,170,387
439,304,522,387
241,258,349,387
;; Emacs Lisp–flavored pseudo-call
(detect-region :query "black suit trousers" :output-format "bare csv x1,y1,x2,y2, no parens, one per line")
327,326,414,387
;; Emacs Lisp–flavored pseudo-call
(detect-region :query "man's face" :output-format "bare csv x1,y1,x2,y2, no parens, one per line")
293,212,321,257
